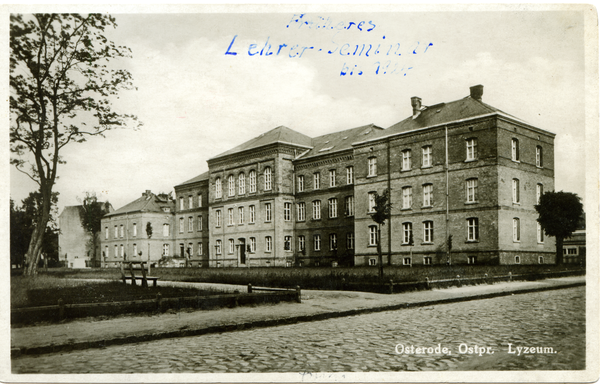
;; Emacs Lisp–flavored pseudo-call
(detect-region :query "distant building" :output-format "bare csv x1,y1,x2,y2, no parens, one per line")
58,202,113,268
102,84,556,268
563,214,586,265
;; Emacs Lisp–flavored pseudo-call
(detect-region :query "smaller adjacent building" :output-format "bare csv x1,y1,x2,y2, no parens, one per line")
58,202,113,268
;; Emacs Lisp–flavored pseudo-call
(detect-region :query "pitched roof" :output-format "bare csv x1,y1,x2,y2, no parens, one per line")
210,126,313,160
106,192,174,217
385,95,527,135
175,171,209,187
298,124,385,159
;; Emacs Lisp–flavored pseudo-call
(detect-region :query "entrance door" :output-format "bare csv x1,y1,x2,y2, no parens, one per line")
238,238,246,265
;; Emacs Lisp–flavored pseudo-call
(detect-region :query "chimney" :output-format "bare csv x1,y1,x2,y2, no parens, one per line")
470,84,483,101
143,190,151,197
411,96,422,118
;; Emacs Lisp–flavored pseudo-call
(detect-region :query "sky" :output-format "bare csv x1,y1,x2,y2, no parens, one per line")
7,6,593,216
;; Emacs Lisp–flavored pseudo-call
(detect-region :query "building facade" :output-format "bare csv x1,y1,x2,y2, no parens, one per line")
101,85,556,267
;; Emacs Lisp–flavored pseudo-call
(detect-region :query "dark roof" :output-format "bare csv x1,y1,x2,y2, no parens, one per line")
175,171,209,187
298,124,385,159
385,96,527,136
59,202,113,218
106,192,174,217
210,126,313,159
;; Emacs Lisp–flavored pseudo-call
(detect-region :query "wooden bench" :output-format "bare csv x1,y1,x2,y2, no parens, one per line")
121,261,159,288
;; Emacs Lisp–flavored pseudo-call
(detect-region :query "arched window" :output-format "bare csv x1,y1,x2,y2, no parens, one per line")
215,177,222,198
264,167,272,191
249,170,257,193
238,173,246,194
228,175,235,197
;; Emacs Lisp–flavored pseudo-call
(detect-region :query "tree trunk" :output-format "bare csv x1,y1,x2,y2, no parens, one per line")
377,226,383,279
556,236,564,264
24,185,53,276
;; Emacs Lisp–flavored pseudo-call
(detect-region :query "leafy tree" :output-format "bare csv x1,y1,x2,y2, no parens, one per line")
535,191,584,264
369,189,392,278
10,14,140,275
78,192,111,267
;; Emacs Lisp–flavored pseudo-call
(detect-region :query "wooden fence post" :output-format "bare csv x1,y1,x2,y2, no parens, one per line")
295,286,301,303
508,272,512,282
58,298,64,319
425,277,430,289
247,284,252,293
141,262,149,288
389,279,394,294
129,263,136,286
156,293,162,311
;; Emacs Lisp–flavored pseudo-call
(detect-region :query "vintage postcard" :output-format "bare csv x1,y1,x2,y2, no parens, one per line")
2,3,598,383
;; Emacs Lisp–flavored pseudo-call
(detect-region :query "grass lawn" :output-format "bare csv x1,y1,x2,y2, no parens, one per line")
11,275,224,309
29,263,584,291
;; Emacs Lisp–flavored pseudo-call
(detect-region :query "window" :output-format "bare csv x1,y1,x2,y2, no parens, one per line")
298,236,306,251
402,223,413,245
466,138,478,161
536,146,543,167
198,193,202,207
402,186,412,209
537,222,544,243
284,236,292,251
265,203,272,222
229,239,235,254
566,248,578,255
466,178,478,203
312,200,321,220
198,242,203,256
265,236,272,252
346,166,354,184
114,225,118,238
515,256,520,264
179,218,184,233
368,192,376,213
215,210,222,227
249,237,256,252
314,234,321,251
467,218,479,241
422,184,433,207
228,175,235,197
313,172,320,190
513,218,520,242
228,208,234,225
105,227,109,240
403,257,412,266
188,243,193,256
215,240,222,255
298,175,304,192
536,184,543,205
346,232,355,250
188,195,193,209
198,215,202,231
511,138,520,161
369,225,378,246
512,179,520,204
329,170,336,187
402,149,412,170
215,178,222,198
329,234,338,251
284,202,292,221
249,170,257,193
424,256,432,265
188,216,193,232
133,223,137,237
345,196,354,216
163,244,169,256
120,244,124,258
368,157,377,176
133,244,137,257
120,225,124,238
538,256,544,264
264,167,272,191
329,198,338,218
422,146,432,167
297,202,306,221
163,223,169,237
114,245,118,257
467,256,477,264
104,245,108,258
369,258,377,266
180,197,184,211
238,207,244,224
423,221,434,243
249,205,255,223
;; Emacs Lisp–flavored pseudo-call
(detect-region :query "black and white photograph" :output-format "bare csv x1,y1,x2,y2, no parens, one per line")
3,4,598,382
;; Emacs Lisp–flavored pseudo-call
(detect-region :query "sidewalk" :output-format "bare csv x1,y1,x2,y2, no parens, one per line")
11,276,585,357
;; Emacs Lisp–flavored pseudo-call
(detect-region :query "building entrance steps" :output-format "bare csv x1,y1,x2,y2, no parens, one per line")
11,276,585,357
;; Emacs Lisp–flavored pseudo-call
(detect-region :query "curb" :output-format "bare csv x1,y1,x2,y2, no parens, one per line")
12,281,585,358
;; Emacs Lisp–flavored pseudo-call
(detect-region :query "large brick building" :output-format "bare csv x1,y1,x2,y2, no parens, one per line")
101,85,556,267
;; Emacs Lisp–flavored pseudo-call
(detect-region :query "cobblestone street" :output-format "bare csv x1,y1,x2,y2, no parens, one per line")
12,287,585,373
